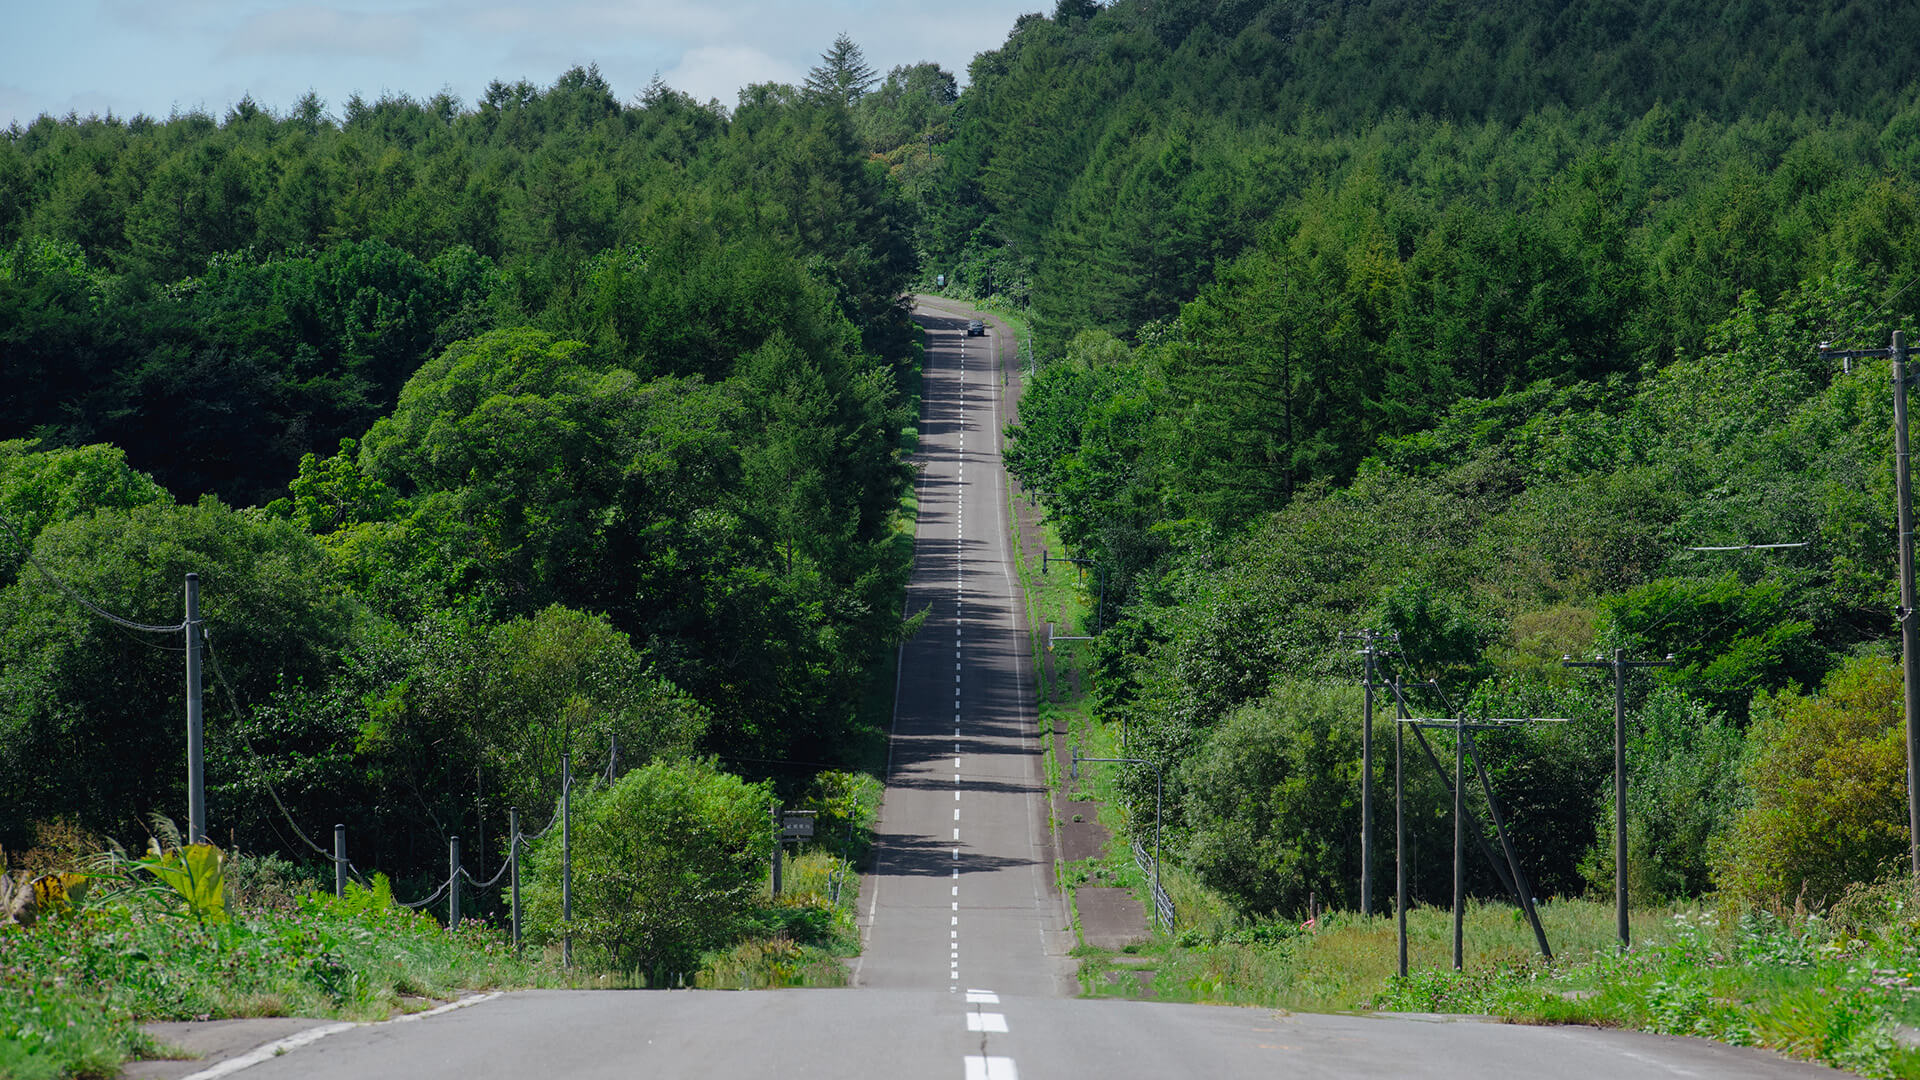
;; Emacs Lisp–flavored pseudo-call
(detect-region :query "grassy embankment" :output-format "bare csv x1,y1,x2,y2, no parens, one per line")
0,856,567,1080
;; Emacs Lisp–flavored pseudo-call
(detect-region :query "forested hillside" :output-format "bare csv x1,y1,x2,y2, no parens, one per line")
0,64,920,887
7,0,1920,945
965,0,1920,916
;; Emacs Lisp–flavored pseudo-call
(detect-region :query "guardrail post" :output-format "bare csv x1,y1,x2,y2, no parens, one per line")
334,824,346,898
449,835,461,929
509,809,521,954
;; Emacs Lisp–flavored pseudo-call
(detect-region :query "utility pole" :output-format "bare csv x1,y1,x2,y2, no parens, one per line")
509,809,522,955
1394,676,1407,977
184,573,205,845
1453,713,1465,969
1339,629,1398,917
1389,682,1563,971
449,835,461,928
1564,649,1673,953
334,824,347,899
1821,331,1920,877
561,753,572,969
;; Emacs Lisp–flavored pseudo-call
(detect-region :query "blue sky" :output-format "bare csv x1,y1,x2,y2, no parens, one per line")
3,1,1039,128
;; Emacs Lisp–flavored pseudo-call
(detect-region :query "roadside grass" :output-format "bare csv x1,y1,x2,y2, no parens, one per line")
1048,710,1920,1078
1368,899,1920,1078
1,868,565,1080
695,850,862,991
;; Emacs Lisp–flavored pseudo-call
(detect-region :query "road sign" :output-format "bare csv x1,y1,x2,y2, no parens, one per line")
781,811,815,840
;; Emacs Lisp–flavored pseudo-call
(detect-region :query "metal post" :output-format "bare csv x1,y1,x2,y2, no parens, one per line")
1361,647,1374,917
1896,330,1920,880
1153,766,1164,931
185,573,205,845
475,767,484,889
1613,648,1629,950
562,757,572,968
449,835,461,929
334,824,346,899
1394,677,1407,977
509,809,521,955
1452,714,1465,971
771,802,783,897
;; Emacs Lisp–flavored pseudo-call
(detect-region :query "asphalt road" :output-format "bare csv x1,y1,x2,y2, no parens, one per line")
853,300,1074,998
189,299,1847,1080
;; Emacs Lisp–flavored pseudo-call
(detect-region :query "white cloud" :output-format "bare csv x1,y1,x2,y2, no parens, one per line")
664,44,804,104
444,2,739,41
221,7,424,59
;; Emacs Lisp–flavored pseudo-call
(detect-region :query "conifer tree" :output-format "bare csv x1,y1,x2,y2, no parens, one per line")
805,33,879,107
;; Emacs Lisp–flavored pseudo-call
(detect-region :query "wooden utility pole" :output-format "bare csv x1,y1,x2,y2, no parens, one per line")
1564,650,1672,953
1341,629,1399,917
1820,331,1920,877
185,573,205,845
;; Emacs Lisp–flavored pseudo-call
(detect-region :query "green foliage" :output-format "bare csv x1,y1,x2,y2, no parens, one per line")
523,759,771,980
1,64,917,506
804,34,879,107
135,840,228,927
0,490,356,852
1599,575,1827,722
1578,688,1746,902
1718,657,1910,907
217,604,706,887
1180,682,1365,915
351,326,908,764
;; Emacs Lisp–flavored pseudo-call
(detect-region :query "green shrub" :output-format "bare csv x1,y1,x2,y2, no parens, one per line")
1180,681,1365,915
1717,656,1907,907
1579,687,1745,902
523,759,771,980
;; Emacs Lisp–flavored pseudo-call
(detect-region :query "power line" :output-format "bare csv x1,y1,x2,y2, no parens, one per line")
200,628,355,872
0,510,186,633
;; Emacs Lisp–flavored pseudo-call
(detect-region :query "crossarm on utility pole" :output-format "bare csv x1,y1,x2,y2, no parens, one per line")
1384,680,1524,904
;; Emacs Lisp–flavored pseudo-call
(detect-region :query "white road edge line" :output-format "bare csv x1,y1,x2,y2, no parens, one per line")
178,993,500,1080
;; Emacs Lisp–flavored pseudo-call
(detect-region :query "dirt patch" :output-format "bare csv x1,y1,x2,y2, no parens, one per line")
1077,887,1150,950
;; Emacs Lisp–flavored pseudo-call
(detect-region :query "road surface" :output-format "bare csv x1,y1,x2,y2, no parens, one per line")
853,299,1074,998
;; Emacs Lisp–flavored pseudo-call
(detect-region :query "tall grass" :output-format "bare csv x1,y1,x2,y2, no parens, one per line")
695,850,861,990
0,867,563,1080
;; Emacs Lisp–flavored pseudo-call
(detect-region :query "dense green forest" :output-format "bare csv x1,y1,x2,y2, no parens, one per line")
945,0,1920,916
0,60,925,890
7,0,1920,935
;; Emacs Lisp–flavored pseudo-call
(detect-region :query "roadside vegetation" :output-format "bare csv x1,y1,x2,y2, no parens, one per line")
0,829,559,1080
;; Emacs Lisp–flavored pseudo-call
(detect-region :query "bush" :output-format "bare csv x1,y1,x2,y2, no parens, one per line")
1717,656,1908,906
523,759,770,980
1180,681,1365,916
1579,687,1745,902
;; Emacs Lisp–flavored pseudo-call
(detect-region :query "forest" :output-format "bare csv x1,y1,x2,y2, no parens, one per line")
931,0,1920,917
6,0,1920,940
0,57,930,906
